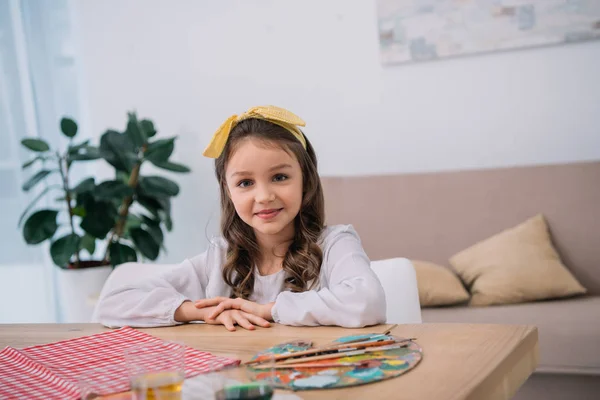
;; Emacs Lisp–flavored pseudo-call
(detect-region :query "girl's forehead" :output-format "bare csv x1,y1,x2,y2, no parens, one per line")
226,138,300,174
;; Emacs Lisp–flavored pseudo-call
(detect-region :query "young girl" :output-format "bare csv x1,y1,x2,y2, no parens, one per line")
94,105,386,331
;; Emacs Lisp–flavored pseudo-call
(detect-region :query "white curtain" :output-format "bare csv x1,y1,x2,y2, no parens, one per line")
0,0,85,322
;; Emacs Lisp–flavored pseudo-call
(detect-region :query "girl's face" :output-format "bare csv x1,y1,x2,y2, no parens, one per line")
225,138,303,241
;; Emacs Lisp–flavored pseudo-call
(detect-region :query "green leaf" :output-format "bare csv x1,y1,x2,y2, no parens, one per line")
152,196,173,231
125,213,143,232
75,191,94,208
68,141,101,162
73,177,95,194
21,138,50,152
155,196,171,215
99,130,137,172
154,197,173,232
138,176,180,197
94,180,133,201
50,234,80,267
68,140,90,153
72,206,86,217
60,117,78,138
163,213,173,231
22,155,51,169
125,112,147,148
140,119,157,138
80,200,118,238
68,146,101,161
137,197,172,232
141,214,160,226
109,242,138,266
131,227,160,260
80,233,96,255
23,209,59,244
145,223,164,246
152,160,190,173
144,138,175,164
18,185,61,227
22,157,40,169
137,195,161,217
22,169,54,192
116,171,130,184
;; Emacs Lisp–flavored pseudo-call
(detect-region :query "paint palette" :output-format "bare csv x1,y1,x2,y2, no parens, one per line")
246,334,422,391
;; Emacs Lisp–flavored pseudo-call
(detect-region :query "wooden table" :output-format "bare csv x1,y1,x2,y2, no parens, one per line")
0,323,538,400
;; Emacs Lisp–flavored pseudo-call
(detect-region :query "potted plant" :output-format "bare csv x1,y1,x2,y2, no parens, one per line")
19,112,190,321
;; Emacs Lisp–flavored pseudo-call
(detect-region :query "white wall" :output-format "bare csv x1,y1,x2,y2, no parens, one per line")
73,0,600,261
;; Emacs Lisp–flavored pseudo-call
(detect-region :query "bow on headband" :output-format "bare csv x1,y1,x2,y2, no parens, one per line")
203,105,307,158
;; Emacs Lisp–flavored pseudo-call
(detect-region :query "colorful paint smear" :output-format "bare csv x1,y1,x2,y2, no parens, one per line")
246,334,422,391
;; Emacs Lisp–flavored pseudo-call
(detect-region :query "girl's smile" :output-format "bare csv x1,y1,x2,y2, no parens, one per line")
255,208,283,220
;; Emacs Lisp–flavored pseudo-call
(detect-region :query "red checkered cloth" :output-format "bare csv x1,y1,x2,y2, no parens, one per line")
0,326,240,399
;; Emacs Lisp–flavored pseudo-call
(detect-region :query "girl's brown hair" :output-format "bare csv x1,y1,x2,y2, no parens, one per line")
214,118,325,299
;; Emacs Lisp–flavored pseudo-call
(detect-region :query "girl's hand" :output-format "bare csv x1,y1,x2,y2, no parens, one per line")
195,297,275,322
205,309,271,331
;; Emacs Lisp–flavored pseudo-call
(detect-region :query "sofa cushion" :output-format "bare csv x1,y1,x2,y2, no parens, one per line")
412,260,469,307
421,296,600,374
449,214,587,306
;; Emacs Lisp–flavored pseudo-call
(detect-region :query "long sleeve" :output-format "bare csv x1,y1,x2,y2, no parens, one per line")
271,226,387,328
94,248,215,328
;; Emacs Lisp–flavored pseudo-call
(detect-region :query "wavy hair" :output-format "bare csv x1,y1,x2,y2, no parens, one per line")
214,118,325,299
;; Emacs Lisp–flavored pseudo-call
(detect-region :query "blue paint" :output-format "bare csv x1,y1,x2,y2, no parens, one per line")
346,368,385,381
335,334,388,343
291,375,340,389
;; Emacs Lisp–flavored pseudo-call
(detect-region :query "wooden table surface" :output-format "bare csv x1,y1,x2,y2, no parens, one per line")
0,323,538,400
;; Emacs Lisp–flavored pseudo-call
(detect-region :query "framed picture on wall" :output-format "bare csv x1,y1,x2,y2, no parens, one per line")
377,0,600,65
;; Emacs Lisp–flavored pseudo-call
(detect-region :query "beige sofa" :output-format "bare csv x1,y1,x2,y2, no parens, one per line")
321,160,600,400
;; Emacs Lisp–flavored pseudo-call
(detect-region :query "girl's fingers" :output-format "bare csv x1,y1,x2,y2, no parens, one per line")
241,312,271,328
208,299,237,319
202,298,260,321
194,297,229,308
208,303,227,319
232,311,255,330
221,314,236,332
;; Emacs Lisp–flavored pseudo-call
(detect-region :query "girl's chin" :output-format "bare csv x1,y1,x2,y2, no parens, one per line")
251,219,295,237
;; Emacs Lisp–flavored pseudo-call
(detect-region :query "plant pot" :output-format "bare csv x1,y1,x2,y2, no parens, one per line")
54,262,113,323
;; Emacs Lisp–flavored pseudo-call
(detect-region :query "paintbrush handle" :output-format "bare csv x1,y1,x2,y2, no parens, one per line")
253,361,364,369
383,324,399,335
245,338,398,365
278,343,403,365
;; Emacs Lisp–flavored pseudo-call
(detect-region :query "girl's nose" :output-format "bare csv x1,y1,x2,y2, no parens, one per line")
255,184,275,203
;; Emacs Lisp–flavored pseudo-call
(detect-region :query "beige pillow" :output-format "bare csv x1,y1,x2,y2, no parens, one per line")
412,260,470,307
450,214,587,306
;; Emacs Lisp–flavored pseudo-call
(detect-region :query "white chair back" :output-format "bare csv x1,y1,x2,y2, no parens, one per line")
370,258,422,324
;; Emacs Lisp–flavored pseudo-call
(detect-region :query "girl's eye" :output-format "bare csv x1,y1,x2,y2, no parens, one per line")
273,174,288,182
237,180,253,188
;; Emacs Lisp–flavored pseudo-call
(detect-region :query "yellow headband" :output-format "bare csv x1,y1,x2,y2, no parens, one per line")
203,105,307,158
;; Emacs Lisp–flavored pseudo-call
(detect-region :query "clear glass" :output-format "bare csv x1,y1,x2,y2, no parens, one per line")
125,341,186,400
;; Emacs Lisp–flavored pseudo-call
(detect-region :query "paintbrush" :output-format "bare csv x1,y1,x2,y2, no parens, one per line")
253,360,371,369
245,338,394,365
327,333,388,346
323,325,400,346
383,324,399,335
276,343,405,365
245,337,411,366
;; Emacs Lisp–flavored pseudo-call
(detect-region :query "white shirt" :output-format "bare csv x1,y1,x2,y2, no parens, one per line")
94,225,387,328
